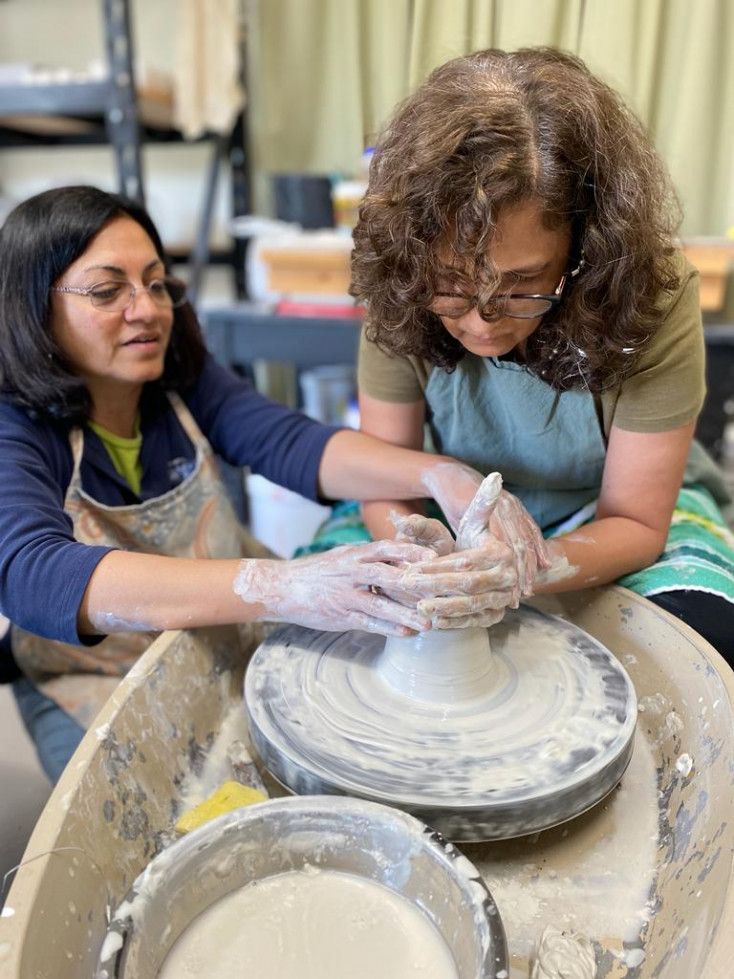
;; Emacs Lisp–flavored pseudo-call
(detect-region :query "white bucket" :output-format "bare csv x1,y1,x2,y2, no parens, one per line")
245,474,331,558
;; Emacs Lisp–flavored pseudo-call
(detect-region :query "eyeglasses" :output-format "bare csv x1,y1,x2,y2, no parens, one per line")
431,260,584,321
51,276,188,313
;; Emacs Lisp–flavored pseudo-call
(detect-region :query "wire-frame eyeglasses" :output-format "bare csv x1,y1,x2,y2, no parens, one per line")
431,259,585,321
51,276,188,313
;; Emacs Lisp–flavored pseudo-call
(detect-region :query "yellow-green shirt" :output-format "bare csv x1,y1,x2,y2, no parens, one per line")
87,418,143,497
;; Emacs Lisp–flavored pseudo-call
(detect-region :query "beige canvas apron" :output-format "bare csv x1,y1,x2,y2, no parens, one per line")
12,393,264,728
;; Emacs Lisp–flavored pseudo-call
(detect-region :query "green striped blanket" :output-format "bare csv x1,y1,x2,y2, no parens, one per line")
297,486,734,603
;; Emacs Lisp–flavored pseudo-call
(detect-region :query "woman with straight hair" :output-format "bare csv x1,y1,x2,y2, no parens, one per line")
0,185,542,781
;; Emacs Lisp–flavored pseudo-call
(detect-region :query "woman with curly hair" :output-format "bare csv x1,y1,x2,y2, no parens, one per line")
352,47,734,659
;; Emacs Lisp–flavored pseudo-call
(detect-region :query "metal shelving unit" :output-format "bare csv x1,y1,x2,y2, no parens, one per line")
0,0,249,299
0,1,144,202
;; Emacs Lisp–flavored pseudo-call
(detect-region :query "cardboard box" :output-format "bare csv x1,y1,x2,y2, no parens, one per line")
681,239,734,311
259,245,352,295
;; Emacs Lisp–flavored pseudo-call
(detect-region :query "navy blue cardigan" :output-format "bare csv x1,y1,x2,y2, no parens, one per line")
0,355,337,645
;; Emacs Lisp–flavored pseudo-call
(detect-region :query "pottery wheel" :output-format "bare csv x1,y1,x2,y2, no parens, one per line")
245,605,637,841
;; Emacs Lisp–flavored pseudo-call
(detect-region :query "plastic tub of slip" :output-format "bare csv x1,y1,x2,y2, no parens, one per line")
95,795,508,979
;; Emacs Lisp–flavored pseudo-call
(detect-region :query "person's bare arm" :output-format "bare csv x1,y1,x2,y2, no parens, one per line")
79,553,251,635
78,542,438,639
536,422,695,592
395,424,694,625
349,393,428,539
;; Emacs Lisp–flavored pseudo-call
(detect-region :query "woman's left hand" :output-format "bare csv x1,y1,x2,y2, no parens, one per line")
392,512,455,556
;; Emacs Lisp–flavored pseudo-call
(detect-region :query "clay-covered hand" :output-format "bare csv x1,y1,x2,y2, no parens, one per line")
419,460,485,534
402,473,550,629
419,464,550,597
373,511,457,610
410,539,520,629
391,511,455,557
391,477,516,627
233,540,437,637
389,506,519,627
458,475,551,597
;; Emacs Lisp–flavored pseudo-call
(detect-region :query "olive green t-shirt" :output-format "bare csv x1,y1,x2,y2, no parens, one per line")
358,253,705,438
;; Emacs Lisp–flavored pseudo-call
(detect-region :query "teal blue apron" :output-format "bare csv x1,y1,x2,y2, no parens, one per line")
425,355,607,530
425,356,733,601
301,355,734,605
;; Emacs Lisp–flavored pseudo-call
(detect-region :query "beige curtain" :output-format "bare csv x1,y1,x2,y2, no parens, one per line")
579,0,734,236
246,0,412,210
174,0,245,138
406,0,583,84
247,0,734,235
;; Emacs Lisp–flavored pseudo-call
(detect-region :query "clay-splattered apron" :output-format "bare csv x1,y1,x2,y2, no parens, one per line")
425,355,607,530
12,393,263,728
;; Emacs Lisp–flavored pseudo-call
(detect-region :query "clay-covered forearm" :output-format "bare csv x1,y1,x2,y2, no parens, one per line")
78,551,253,635
78,539,461,640
535,517,668,594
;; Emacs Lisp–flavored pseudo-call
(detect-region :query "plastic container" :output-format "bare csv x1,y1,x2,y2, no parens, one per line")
299,364,356,425
245,473,330,558
331,178,367,233
272,173,334,230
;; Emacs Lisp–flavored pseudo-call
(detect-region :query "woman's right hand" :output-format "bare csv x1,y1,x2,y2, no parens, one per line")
457,474,551,598
392,512,455,556
403,473,550,628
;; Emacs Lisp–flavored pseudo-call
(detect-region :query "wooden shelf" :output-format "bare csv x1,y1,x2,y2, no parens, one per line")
682,240,734,312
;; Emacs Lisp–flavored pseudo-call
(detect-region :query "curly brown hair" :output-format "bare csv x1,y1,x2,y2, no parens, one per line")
351,47,682,392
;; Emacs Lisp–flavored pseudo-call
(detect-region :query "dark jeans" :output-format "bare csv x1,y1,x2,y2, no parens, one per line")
648,590,734,668
12,678,85,785
0,620,21,684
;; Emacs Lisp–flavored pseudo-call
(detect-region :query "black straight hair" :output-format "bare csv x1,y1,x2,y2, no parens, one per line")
0,185,207,424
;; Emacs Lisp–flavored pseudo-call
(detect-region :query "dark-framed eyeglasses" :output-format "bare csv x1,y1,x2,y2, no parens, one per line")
431,259,585,321
51,276,188,313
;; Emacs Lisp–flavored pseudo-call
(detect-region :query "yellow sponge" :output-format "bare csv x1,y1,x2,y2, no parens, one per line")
175,781,267,835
